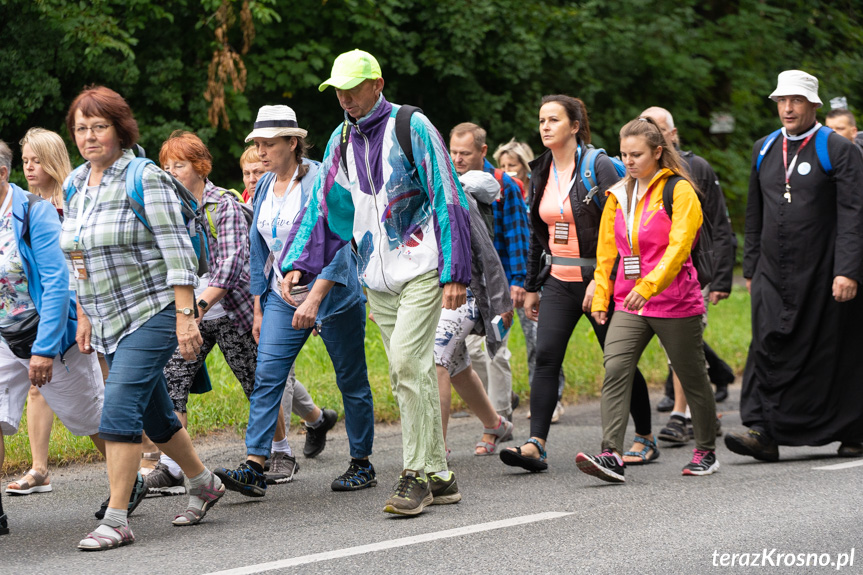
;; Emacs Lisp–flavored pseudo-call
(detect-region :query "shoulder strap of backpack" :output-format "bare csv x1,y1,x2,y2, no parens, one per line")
396,105,422,172
580,147,604,208
339,120,351,176
64,165,87,204
125,157,155,231
662,175,686,219
815,126,834,175
756,129,783,173
22,193,44,248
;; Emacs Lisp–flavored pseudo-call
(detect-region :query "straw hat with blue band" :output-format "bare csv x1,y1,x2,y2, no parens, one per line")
245,105,308,142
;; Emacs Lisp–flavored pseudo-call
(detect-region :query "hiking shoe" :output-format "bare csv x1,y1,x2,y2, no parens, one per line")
95,472,147,520
383,469,432,516
331,460,377,491
0,512,8,536
714,385,729,403
215,462,267,497
551,401,565,424
510,391,520,412
429,471,461,505
682,449,720,476
724,429,779,462
658,415,689,445
265,452,299,485
575,451,625,483
304,408,338,458
144,463,186,496
656,395,675,412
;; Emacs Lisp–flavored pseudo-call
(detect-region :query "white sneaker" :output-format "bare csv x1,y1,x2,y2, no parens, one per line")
551,401,565,424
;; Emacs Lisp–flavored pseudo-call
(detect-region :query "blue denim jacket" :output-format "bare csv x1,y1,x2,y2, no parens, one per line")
8,183,77,357
249,159,363,321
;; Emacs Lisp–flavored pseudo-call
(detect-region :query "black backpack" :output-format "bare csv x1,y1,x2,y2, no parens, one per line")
661,175,714,289
340,105,422,176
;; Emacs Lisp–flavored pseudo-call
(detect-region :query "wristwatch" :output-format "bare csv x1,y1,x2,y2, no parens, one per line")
197,299,209,310
177,307,195,317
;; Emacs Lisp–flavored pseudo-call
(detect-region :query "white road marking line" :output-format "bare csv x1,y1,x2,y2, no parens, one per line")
812,459,863,471
201,511,573,575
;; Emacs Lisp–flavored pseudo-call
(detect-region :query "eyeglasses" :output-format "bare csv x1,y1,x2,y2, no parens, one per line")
74,124,113,136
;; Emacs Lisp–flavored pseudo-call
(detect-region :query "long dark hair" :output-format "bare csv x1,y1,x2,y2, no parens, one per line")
540,94,591,146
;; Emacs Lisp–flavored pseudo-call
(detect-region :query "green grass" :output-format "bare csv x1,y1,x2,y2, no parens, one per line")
2,287,752,474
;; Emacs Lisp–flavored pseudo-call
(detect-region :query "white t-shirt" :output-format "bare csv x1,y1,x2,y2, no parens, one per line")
0,192,35,329
255,176,303,301
195,273,228,320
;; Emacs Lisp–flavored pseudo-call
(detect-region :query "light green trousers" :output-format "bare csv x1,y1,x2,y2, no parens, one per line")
365,271,447,475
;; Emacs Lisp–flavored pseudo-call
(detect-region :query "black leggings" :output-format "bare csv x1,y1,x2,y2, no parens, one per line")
530,276,651,440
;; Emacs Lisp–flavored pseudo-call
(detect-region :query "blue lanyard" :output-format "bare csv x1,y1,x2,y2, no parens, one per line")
552,145,582,218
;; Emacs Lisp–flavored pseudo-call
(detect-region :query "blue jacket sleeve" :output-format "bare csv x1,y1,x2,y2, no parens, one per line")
27,201,72,358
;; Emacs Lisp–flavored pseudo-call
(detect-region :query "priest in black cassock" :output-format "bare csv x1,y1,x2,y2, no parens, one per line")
727,70,863,461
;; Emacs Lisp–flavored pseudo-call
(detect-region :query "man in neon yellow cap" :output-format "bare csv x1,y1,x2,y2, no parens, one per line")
281,49,472,516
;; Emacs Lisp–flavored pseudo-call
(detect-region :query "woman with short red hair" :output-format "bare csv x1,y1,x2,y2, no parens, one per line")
62,87,224,550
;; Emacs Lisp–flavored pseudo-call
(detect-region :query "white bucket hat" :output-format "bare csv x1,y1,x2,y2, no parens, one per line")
769,70,823,107
245,105,308,142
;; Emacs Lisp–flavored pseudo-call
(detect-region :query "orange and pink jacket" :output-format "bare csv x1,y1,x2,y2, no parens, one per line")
592,168,705,318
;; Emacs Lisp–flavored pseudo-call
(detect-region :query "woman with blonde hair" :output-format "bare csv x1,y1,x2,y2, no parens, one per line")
20,128,70,214
577,116,718,482
5,129,74,498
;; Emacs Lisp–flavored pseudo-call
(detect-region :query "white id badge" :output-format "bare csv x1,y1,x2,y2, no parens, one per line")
622,255,641,280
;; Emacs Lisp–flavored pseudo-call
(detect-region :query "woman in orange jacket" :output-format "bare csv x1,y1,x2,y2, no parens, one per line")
576,116,719,483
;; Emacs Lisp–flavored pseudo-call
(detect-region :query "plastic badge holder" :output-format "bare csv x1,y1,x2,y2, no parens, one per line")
491,315,510,342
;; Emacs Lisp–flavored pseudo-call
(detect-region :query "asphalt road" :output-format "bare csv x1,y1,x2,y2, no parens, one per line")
2,385,861,575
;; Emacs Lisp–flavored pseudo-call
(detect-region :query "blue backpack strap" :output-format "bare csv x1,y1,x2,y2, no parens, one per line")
125,157,154,231
756,129,783,173
64,165,87,204
815,126,834,175
580,147,602,207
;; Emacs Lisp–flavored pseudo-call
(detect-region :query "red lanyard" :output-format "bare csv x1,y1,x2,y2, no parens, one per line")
781,132,814,203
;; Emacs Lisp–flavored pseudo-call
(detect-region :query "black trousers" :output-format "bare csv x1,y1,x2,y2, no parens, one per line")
531,276,650,440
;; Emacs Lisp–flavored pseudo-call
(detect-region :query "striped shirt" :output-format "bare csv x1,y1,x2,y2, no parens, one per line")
61,150,198,354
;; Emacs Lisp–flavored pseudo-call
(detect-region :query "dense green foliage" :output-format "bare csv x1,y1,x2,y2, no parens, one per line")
2,0,862,230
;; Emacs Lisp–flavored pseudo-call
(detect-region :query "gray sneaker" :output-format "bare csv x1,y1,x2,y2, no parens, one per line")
144,463,186,496
429,471,461,505
266,452,299,485
383,469,432,516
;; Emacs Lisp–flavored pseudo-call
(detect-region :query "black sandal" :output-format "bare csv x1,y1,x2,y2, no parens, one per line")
500,438,548,472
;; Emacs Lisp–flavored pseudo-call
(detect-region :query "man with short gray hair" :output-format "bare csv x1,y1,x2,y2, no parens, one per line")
726,70,863,461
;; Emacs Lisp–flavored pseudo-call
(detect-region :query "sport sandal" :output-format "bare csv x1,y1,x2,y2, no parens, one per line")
622,436,660,466
6,469,53,495
172,474,225,526
475,415,514,456
499,438,548,472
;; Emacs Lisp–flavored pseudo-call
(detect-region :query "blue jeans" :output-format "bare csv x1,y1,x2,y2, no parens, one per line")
245,291,374,459
99,307,183,443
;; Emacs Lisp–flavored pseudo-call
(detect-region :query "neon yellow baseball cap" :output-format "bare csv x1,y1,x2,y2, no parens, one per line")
318,49,382,92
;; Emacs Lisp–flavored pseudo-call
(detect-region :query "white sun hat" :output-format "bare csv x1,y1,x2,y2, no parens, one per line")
245,105,308,142
769,70,823,107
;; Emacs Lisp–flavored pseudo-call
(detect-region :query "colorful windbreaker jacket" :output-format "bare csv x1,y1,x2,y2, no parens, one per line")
592,168,705,318
280,95,471,294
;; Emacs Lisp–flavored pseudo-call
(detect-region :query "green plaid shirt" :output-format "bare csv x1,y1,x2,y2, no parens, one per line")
61,150,198,354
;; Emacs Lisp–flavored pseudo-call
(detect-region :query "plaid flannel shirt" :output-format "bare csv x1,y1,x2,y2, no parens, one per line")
484,159,529,287
61,150,198,354
201,180,253,333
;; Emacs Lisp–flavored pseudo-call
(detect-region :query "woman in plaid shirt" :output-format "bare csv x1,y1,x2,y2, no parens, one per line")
61,86,225,551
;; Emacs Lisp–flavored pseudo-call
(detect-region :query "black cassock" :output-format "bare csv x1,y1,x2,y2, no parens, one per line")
743,126,863,446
